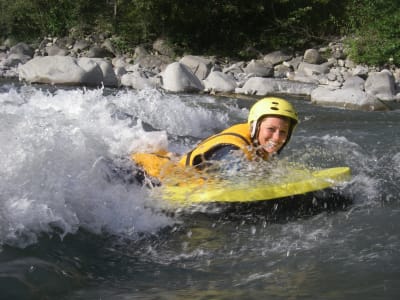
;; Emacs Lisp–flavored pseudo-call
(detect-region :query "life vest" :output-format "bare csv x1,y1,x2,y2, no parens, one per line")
179,123,257,167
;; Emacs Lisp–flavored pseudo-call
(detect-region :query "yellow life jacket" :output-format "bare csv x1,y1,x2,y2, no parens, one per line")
179,123,256,167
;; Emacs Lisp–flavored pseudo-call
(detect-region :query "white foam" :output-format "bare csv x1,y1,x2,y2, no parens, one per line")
0,86,182,247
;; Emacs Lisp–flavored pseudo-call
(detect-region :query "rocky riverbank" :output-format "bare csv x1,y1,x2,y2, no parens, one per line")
1,35,400,111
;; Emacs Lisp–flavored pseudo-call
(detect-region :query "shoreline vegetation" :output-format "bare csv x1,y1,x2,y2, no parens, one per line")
1,0,399,111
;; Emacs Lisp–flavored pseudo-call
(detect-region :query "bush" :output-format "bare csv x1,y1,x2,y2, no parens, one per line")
345,0,400,66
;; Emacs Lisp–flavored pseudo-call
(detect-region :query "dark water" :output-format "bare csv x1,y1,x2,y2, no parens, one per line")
0,83,399,299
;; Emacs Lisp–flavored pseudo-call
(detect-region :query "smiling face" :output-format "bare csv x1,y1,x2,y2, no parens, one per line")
256,116,290,155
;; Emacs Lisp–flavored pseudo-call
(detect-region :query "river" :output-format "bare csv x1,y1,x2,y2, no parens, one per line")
0,81,399,299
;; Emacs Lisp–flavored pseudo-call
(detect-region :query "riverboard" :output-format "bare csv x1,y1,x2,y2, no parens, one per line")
132,152,351,206
160,166,350,206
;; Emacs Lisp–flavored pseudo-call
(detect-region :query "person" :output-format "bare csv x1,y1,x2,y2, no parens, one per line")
178,97,298,170
131,96,298,184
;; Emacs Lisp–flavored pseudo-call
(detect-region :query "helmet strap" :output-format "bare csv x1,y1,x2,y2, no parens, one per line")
250,121,258,139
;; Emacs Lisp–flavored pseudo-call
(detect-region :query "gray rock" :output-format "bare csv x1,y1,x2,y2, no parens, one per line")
2,53,31,67
263,50,293,66
161,62,204,92
274,64,292,78
45,45,69,56
121,71,159,90
86,46,114,58
79,57,118,87
342,76,365,90
311,86,387,111
352,65,369,78
73,40,91,53
135,54,172,72
18,56,117,87
153,38,175,57
179,55,213,80
297,62,330,77
365,70,396,101
236,77,316,97
9,42,34,57
203,71,237,93
243,59,274,77
303,49,325,64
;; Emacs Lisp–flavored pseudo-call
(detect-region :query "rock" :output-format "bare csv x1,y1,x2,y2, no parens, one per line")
263,50,293,66
121,71,159,90
179,55,213,80
243,59,274,77
2,53,31,67
311,86,387,111
303,49,325,64
223,61,245,75
153,38,176,57
285,56,303,70
79,57,118,87
297,61,330,77
134,45,149,58
101,39,116,55
86,46,114,58
18,56,118,87
3,37,18,48
73,40,91,53
352,65,369,78
203,71,237,93
342,76,365,90
161,62,204,92
9,42,34,57
45,45,69,56
135,54,172,73
365,70,396,101
235,77,316,97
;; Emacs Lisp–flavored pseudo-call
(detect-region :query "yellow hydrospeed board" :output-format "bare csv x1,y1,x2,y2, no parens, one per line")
160,167,351,205
131,152,351,206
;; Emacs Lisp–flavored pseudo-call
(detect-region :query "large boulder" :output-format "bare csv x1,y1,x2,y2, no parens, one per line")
18,56,118,87
203,71,237,93
365,70,396,101
311,86,387,111
161,62,204,92
179,55,213,80
78,57,118,87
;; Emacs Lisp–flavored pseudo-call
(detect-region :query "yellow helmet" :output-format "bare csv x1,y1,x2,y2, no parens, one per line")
248,97,298,127
248,97,298,153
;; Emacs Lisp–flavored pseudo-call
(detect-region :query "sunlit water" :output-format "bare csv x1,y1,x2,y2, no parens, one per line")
0,82,399,299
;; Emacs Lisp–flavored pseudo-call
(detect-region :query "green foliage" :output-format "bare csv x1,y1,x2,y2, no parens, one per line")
0,0,398,66
344,0,400,65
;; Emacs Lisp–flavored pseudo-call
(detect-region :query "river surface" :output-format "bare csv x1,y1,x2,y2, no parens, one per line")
0,82,399,299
